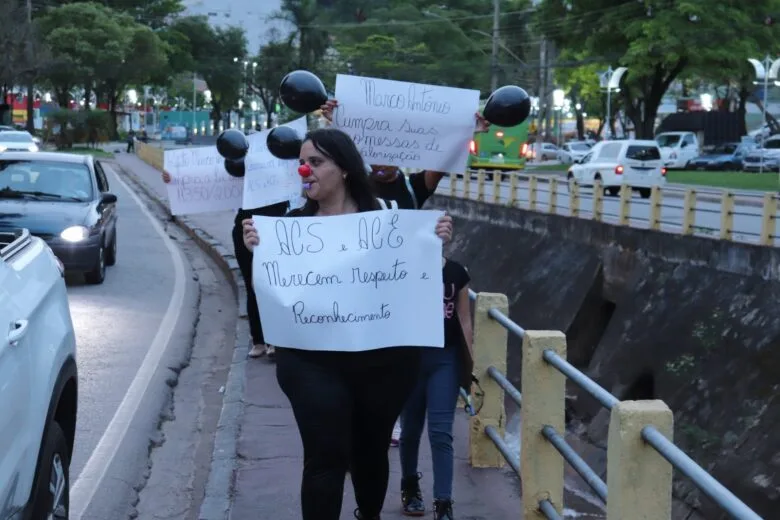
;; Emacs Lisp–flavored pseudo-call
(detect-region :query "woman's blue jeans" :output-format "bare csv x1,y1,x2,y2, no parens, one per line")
399,345,460,500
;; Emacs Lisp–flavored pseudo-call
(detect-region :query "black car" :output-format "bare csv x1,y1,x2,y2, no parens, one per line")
0,151,118,284
687,142,755,171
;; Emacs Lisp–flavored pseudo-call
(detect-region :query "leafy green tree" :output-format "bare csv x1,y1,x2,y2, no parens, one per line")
535,0,780,137
168,16,247,132
250,39,298,128
273,0,331,73
335,34,435,82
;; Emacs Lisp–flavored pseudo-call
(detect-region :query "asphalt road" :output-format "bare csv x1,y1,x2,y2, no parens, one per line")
436,174,779,246
63,164,230,519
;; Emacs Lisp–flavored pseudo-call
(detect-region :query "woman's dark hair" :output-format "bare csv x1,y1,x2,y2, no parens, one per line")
290,128,379,216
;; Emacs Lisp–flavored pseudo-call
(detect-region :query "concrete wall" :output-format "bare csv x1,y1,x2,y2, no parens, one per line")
429,194,780,519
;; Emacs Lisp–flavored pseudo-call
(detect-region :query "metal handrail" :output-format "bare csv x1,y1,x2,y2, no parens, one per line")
642,426,764,520
468,290,764,519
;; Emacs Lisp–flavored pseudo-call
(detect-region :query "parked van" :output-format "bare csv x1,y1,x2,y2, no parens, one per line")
566,139,667,198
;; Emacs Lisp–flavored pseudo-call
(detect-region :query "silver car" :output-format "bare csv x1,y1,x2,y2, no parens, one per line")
0,131,39,153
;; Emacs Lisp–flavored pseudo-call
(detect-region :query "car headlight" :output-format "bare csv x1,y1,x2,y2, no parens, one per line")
27,144,38,152
0,145,7,152
60,225,89,242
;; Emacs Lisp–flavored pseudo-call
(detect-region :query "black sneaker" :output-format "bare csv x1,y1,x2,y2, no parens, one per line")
433,499,454,520
401,473,425,516
353,508,380,520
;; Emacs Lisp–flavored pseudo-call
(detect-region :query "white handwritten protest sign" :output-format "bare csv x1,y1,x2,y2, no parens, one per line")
251,209,445,351
332,74,480,174
163,145,243,215
242,116,308,209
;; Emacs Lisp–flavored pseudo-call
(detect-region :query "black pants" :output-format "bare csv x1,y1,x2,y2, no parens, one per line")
276,346,421,519
232,203,289,345
232,220,264,344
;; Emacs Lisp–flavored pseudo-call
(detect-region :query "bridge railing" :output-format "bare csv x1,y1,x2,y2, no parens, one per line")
437,169,778,247
466,289,764,520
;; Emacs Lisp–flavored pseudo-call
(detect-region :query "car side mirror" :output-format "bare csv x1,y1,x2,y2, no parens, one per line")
101,192,117,204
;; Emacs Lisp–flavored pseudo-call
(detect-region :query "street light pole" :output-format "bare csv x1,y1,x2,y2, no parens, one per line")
491,0,499,92
605,66,613,139
748,55,780,177
192,72,197,133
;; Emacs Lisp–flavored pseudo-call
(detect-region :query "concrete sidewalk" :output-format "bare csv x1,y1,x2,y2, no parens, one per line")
109,152,522,519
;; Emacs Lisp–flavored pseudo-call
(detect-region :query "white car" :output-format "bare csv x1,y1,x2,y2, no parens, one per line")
558,141,593,164
566,139,667,198
0,131,39,153
0,228,78,519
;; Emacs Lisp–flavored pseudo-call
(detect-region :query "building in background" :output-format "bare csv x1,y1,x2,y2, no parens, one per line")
181,0,294,54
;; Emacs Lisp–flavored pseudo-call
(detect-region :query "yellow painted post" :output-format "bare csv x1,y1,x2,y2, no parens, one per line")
508,172,518,207
719,191,735,241
528,175,538,211
549,177,558,214
449,173,457,197
570,181,580,218
759,192,778,245
593,180,604,221
521,331,567,519
619,184,631,226
469,293,509,468
649,186,662,231
477,170,486,202
681,189,696,235
492,171,502,204
464,171,472,200
606,400,674,520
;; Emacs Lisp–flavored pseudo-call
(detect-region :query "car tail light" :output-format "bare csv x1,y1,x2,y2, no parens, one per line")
615,165,624,175
469,140,477,154
661,167,667,176
521,143,528,157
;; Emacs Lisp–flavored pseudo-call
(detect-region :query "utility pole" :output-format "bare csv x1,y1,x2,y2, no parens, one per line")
491,0,499,92
534,38,548,162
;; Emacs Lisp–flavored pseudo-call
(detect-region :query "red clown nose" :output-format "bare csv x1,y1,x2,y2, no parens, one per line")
298,164,312,177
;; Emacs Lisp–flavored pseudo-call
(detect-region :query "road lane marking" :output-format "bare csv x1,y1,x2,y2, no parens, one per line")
69,164,187,519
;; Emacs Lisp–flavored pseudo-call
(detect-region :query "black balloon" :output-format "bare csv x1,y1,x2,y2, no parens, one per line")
224,158,246,178
279,70,328,113
216,129,249,161
483,85,532,127
267,126,302,160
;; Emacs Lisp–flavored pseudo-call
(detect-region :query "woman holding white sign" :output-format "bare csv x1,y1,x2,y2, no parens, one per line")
242,127,453,520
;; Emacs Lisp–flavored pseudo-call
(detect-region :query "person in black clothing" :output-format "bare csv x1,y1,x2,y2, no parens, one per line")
161,170,288,358
398,257,472,520
241,128,454,520
319,99,489,210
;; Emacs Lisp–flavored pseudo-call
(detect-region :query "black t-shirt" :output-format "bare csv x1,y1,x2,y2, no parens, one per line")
370,171,431,209
443,259,470,348
234,201,289,226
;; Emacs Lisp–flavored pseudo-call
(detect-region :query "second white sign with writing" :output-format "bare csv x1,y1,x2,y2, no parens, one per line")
333,74,480,174
163,145,243,215
251,209,445,351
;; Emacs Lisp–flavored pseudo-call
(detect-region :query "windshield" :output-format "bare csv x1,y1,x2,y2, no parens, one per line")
0,132,33,142
570,143,591,151
762,139,780,150
626,145,661,160
655,134,681,147
0,160,93,201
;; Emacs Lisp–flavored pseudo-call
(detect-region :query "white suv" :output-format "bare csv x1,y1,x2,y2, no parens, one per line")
0,228,78,520
567,139,667,198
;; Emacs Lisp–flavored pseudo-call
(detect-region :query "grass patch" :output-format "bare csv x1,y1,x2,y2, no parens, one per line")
50,146,115,159
666,171,780,191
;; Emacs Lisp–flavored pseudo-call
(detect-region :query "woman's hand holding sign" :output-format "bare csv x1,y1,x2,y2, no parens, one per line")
242,218,260,251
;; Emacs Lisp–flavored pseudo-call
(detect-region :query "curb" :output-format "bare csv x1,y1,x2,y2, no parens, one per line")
110,160,245,520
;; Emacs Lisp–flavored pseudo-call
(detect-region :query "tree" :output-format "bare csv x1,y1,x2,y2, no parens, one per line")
535,0,780,138
273,0,331,73
168,16,247,132
251,39,298,128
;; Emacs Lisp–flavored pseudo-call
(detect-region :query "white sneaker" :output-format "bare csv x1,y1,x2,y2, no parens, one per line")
265,345,276,358
248,344,266,358
390,420,401,447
